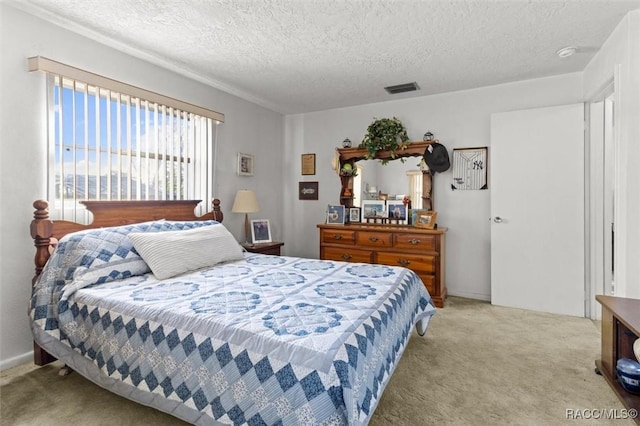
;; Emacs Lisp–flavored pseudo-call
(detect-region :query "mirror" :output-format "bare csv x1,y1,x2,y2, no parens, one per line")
337,141,434,211
353,159,426,208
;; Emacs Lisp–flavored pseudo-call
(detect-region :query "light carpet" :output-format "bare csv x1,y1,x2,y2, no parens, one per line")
1,297,633,425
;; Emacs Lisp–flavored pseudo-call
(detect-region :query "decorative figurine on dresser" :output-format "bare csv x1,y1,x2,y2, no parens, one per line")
320,126,451,307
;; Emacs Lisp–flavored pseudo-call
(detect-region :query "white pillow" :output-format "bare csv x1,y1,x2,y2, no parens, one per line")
128,224,244,280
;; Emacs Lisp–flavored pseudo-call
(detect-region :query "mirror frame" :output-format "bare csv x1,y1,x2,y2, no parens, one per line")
337,141,435,210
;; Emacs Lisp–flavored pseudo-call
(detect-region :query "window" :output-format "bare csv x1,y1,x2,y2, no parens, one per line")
407,170,423,209
31,57,223,222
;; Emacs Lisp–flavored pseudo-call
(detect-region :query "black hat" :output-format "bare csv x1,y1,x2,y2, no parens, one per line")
423,142,450,173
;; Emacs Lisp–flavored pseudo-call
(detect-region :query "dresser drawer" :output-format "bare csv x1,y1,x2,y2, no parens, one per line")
394,233,437,251
418,274,436,294
376,252,436,274
323,247,372,263
356,231,393,248
321,229,355,245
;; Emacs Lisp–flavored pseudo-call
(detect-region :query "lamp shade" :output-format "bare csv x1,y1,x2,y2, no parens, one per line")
232,190,260,213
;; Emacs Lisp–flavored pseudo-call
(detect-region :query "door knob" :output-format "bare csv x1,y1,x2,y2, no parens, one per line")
493,217,503,223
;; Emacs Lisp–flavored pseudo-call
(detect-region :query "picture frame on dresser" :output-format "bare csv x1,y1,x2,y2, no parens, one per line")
386,201,408,222
410,209,429,226
348,207,361,223
326,205,345,225
361,201,386,222
415,211,438,229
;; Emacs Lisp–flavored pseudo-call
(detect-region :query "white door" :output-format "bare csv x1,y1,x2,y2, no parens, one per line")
490,104,585,317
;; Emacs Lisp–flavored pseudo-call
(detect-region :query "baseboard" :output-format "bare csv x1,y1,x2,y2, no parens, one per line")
0,351,33,372
447,289,491,302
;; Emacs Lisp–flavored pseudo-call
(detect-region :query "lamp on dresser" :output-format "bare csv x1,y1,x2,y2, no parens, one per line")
231,189,260,244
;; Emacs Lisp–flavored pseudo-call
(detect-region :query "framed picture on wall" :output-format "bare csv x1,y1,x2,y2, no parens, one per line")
301,153,316,175
237,153,254,176
451,147,488,190
298,181,319,200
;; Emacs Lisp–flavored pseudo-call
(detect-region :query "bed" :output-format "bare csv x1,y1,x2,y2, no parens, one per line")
29,199,436,425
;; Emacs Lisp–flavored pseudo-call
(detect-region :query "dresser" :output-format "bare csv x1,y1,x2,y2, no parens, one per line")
595,295,640,422
318,223,447,307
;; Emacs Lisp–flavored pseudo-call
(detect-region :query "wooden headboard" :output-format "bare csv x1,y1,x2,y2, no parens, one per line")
30,199,223,283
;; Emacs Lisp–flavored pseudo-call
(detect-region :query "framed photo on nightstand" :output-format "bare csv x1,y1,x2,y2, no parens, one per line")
250,219,272,243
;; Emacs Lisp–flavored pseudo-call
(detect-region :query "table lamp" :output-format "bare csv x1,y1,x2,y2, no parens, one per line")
231,190,260,244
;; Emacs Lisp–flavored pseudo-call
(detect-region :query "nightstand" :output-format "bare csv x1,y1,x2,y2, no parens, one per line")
243,241,284,256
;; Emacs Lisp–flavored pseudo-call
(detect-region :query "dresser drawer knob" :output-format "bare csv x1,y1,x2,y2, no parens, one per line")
409,238,421,245
341,253,352,260
398,259,410,266
369,236,379,242
333,234,343,240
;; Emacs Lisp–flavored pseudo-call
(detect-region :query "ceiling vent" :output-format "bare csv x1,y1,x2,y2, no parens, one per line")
384,82,420,94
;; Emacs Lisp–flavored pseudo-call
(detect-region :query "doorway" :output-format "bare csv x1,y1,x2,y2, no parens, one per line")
490,103,585,317
587,85,617,320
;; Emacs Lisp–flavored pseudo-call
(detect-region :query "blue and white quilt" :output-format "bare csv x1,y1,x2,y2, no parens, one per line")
30,221,436,425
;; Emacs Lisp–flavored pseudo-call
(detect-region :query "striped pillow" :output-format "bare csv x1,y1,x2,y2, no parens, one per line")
128,223,244,280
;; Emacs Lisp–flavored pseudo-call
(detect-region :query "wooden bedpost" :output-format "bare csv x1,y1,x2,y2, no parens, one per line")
211,198,223,223
30,200,57,365
30,200,54,284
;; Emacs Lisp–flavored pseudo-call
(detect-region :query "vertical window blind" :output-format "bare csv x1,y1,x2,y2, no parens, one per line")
30,57,224,222
406,170,423,209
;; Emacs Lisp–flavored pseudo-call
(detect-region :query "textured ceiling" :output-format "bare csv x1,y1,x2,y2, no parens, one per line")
12,0,640,114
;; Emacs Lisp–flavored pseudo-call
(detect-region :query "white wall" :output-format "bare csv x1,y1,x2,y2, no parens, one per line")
583,10,640,299
0,4,283,370
283,73,583,301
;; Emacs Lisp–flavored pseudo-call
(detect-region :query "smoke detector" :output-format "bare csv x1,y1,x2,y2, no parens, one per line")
556,46,577,58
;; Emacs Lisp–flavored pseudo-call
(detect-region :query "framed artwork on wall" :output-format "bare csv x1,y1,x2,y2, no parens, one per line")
298,181,319,200
237,153,254,176
451,147,488,190
301,153,316,175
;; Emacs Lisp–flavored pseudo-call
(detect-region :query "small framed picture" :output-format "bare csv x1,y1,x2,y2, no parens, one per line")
299,181,319,200
410,209,429,225
415,211,438,229
301,153,316,175
250,219,272,243
237,153,254,176
361,201,386,221
386,201,408,221
348,207,361,223
326,205,345,225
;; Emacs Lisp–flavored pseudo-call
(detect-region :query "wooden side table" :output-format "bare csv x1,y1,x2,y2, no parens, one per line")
243,241,284,256
595,295,640,423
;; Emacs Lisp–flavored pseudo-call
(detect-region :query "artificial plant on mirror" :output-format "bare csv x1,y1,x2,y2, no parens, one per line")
360,117,410,164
